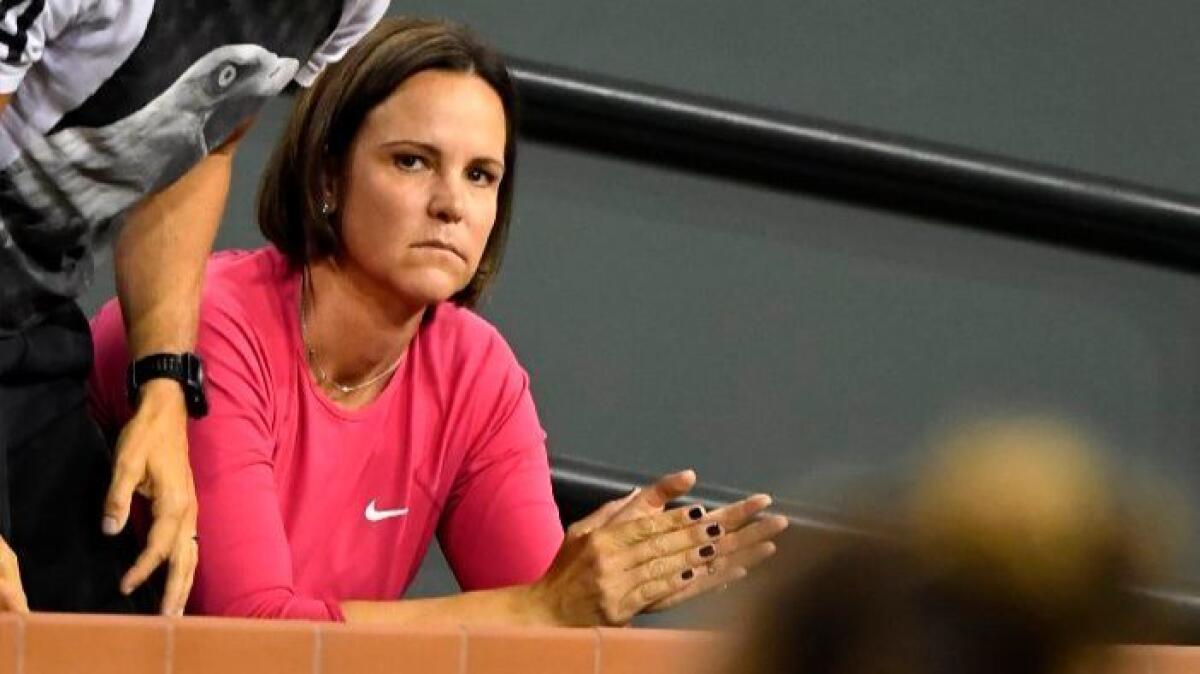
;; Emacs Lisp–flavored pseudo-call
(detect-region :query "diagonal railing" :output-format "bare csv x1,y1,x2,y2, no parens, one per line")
511,59,1200,273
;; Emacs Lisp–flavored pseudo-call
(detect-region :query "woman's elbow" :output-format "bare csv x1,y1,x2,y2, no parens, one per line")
194,588,342,622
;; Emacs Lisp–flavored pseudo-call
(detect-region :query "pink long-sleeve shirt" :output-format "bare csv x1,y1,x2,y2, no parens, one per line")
88,247,564,620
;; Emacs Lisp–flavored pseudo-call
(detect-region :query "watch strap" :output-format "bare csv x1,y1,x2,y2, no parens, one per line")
126,353,208,418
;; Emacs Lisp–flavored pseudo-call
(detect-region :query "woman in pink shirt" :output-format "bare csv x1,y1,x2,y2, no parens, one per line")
88,17,787,625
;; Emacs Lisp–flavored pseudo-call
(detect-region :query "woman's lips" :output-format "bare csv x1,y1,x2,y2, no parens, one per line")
412,240,465,262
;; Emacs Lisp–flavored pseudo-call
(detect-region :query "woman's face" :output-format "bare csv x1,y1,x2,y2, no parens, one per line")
334,69,507,309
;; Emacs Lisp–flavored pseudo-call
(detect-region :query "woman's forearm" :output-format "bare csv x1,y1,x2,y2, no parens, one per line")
340,584,559,627
339,474,785,628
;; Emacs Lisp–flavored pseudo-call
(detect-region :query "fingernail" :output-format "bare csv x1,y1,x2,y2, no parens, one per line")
682,569,694,581
688,506,704,521
102,516,120,535
120,584,132,596
706,524,722,538
700,544,716,558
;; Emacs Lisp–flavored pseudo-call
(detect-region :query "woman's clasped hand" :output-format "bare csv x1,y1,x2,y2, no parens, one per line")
529,470,789,626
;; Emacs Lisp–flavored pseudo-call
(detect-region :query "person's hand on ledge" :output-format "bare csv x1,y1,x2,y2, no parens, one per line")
528,470,789,626
104,379,199,616
0,536,29,613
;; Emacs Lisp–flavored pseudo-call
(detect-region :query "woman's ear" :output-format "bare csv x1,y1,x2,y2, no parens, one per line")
320,154,342,213
319,178,339,215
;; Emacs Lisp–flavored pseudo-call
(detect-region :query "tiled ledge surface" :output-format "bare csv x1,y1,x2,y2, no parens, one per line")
0,613,1197,674
0,613,727,674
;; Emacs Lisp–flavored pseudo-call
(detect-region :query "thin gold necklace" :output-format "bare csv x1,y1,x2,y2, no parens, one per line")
299,266,404,398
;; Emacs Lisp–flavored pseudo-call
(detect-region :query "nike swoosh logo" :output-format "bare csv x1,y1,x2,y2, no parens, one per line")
365,499,409,522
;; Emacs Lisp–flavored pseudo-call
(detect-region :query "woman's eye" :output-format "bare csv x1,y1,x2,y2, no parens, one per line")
467,167,497,186
394,154,426,170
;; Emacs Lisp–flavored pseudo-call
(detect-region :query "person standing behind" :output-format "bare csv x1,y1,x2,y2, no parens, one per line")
0,0,388,615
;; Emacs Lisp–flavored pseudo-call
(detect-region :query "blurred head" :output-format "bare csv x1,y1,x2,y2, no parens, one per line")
258,17,517,308
731,418,1170,674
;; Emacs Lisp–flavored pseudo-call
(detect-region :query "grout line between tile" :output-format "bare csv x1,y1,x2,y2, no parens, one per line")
592,627,602,674
164,618,174,674
458,624,468,674
312,623,323,674
14,615,23,674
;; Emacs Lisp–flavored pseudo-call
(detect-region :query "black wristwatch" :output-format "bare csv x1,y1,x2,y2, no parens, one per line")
126,352,209,418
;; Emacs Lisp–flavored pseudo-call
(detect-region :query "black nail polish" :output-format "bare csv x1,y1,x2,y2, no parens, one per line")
700,545,715,558
688,506,704,521
682,569,694,581
706,524,721,537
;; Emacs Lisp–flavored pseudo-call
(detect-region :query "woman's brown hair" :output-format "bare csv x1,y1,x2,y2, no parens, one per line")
258,16,517,308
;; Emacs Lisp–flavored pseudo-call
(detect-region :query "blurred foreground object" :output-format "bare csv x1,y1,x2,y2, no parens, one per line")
729,417,1184,674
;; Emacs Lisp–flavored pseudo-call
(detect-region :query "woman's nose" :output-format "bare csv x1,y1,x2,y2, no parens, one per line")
428,176,465,224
